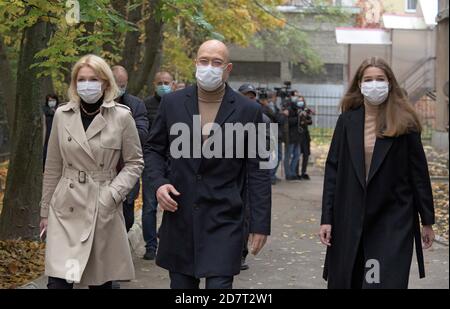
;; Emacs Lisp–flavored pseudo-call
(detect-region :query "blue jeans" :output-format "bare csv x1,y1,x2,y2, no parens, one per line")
284,143,300,178
270,141,283,181
142,165,158,252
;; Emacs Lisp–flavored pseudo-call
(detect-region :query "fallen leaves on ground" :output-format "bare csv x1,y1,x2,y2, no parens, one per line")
424,146,449,177
0,161,8,214
0,240,45,289
432,182,449,241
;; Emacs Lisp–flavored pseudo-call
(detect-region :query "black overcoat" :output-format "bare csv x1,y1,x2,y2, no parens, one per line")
148,85,272,278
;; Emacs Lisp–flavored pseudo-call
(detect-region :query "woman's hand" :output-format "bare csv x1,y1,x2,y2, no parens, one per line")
422,225,435,249
39,218,48,240
319,224,332,247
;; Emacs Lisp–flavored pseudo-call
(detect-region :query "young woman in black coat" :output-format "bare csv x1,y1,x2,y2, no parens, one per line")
319,57,435,289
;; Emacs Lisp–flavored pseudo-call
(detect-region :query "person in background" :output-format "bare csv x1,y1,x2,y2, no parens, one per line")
238,83,257,101
283,90,302,181
112,65,149,233
43,94,60,170
268,91,284,184
295,95,313,180
141,71,174,260
176,82,186,91
319,57,435,289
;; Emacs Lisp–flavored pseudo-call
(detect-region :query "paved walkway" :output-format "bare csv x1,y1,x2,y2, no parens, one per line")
25,168,449,289
122,168,449,289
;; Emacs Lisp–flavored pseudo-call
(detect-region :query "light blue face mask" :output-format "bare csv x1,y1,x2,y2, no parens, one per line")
118,87,127,97
156,85,172,97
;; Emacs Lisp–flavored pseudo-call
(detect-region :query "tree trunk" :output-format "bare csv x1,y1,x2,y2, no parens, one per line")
104,0,129,55
0,19,53,240
127,0,164,97
120,1,143,74
0,35,17,131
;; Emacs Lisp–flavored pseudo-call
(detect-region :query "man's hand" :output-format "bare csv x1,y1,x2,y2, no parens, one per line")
422,225,435,249
249,233,267,255
319,224,332,247
156,184,180,212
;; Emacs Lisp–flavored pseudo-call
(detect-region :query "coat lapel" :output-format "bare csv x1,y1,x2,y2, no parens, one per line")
345,106,366,188
367,136,394,185
184,86,202,173
63,102,96,162
85,112,107,141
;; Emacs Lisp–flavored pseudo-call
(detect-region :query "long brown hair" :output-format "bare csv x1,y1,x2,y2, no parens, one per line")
340,57,422,137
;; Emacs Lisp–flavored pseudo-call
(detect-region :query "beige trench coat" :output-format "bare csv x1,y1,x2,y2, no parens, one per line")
40,100,144,285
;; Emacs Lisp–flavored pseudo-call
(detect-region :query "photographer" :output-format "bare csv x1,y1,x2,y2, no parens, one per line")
295,95,313,180
283,90,302,181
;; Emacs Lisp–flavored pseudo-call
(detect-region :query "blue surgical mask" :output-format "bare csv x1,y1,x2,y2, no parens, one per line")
118,87,127,97
296,101,305,108
156,85,172,97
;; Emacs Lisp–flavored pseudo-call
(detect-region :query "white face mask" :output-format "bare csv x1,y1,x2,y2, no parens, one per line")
77,81,103,104
48,99,57,108
361,81,389,105
195,65,225,91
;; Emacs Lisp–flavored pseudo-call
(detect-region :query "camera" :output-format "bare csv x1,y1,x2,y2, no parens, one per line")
257,87,268,100
274,81,292,100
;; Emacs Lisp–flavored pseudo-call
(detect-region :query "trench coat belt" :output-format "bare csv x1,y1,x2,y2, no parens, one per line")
62,166,116,183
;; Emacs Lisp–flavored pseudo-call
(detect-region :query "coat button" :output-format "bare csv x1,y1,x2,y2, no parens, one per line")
68,163,73,167
196,174,202,181
68,136,72,142
69,183,74,189
69,207,74,212
100,163,104,168
194,204,199,210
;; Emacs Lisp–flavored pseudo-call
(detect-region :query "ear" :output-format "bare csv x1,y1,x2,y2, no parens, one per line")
226,63,233,73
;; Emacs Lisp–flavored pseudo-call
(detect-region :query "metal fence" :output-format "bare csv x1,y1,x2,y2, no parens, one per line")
303,92,342,142
303,92,436,143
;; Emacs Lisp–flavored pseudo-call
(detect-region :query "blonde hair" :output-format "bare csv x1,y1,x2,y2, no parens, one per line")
68,54,119,103
340,57,422,137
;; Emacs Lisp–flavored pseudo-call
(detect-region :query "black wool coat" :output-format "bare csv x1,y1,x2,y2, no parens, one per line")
147,85,272,278
321,105,435,289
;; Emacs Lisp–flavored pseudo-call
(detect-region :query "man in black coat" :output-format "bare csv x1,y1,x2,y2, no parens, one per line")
141,71,174,260
148,40,271,289
112,65,149,232
143,72,174,129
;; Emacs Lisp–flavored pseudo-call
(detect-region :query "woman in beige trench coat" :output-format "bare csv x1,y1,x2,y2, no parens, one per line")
39,54,144,289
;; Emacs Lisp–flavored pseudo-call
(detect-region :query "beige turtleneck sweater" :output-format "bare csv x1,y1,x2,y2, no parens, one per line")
364,103,379,179
198,83,226,140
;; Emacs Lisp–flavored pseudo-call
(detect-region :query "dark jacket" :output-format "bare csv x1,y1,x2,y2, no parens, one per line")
43,104,57,169
287,107,301,144
321,106,435,289
117,92,149,146
148,85,272,278
143,94,161,130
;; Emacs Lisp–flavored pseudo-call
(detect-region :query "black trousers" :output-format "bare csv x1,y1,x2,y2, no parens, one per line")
169,272,233,289
242,205,250,259
296,135,311,176
47,276,113,289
